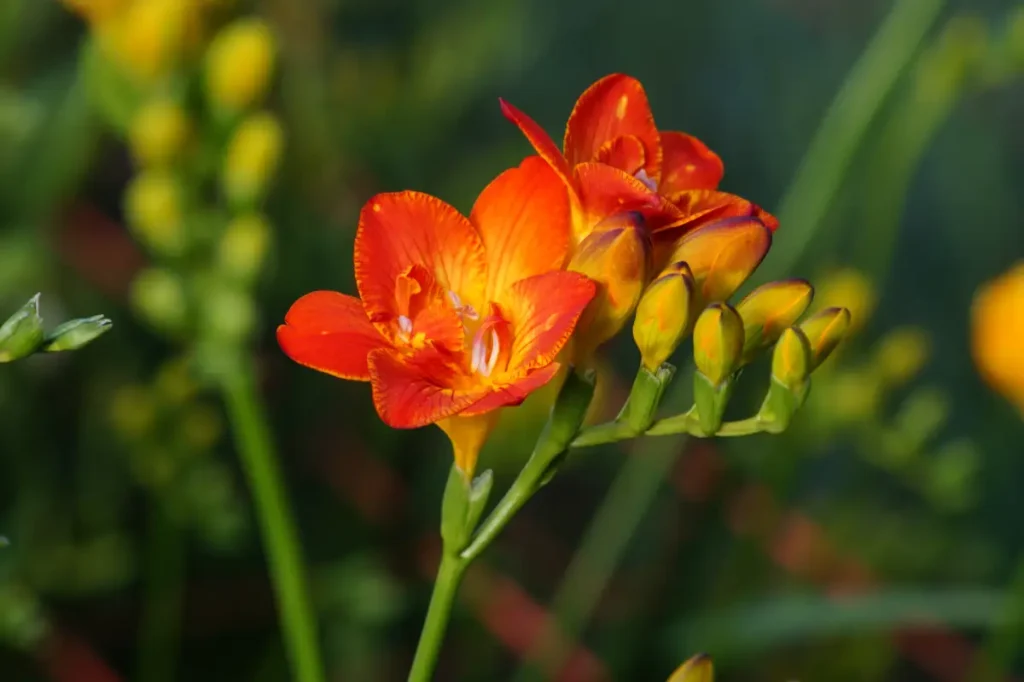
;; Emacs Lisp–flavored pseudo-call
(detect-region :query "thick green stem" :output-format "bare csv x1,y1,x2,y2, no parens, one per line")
221,361,325,682
407,554,467,682
136,502,184,682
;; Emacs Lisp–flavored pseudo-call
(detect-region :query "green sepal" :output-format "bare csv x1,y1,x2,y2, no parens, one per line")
440,465,494,554
0,294,44,363
617,363,675,434
536,367,596,486
41,315,112,352
757,376,810,434
692,371,734,436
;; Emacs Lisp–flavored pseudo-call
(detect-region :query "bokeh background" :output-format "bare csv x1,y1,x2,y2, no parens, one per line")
2,0,1023,680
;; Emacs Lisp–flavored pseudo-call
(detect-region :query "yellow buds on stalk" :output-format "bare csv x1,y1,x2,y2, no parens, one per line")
873,327,930,387
131,268,188,334
107,0,192,83
667,654,714,682
221,112,284,208
692,303,744,435
736,279,814,363
129,99,191,167
60,0,129,25
125,170,186,256
204,18,276,113
569,211,651,364
664,217,771,305
813,268,875,334
693,303,744,388
633,263,695,370
771,328,813,392
972,261,1024,415
799,306,852,369
218,213,271,282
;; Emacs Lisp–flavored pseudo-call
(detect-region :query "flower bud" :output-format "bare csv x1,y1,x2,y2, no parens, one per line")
663,216,771,305
218,213,271,282
971,261,1024,414
799,306,852,369
129,99,191,167
632,263,694,370
125,170,186,256
60,0,128,25
771,327,812,392
667,654,713,682
41,315,112,352
0,295,44,363
107,0,190,82
131,268,188,334
813,268,874,334
693,303,743,387
873,326,930,387
736,279,813,363
205,18,276,112
222,112,284,208
568,211,651,364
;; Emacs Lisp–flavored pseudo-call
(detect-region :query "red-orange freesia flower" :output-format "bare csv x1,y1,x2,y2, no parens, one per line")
278,157,596,475
500,73,778,252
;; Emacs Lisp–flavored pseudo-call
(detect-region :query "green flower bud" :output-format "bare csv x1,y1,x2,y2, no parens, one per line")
736,279,813,363
633,264,695,371
0,295,44,362
692,303,744,387
41,315,112,352
799,306,852,369
667,654,713,682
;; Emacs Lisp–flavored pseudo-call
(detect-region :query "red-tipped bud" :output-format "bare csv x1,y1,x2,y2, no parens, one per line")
633,263,695,370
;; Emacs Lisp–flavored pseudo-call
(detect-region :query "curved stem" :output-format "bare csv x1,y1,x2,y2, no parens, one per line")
221,360,325,682
137,502,184,682
407,554,467,682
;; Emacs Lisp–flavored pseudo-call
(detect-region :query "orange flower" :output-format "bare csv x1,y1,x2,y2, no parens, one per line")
500,73,778,250
971,261,1024,416
277,158,596,475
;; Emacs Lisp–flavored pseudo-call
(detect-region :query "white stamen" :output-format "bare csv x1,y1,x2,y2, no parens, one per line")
448,290,479,322
448,290,462,307
398,315,413,336
634,168,657,191
470,336,486,374
485,329,500,376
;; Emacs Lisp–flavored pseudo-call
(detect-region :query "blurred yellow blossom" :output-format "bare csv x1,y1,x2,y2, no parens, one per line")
204,18,276,112
131,268,188,334
129,99,192,167
873,326,930,387
813,267,876,333
218,213,271,282
221,112,284,206
971,261,1024,415
60,0,129,24
125,170,186,255
103,0,193,82
667,654,713,682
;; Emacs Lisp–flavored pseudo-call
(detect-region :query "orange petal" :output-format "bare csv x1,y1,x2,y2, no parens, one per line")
574,162,683,238
459,363,562,416
277,291,388,381
367,347,477,428
502,270,596,371
596,135,646,176
499,98,574,190
564,74,662,181
355,191,488,321
665,217,772,303
659,131,724,193
470,156,572,298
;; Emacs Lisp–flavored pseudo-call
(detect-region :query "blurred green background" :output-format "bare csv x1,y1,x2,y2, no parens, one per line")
1,0,1023,680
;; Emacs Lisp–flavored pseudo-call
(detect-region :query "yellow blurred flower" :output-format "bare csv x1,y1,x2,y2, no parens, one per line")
218,213,271,282
60,0,129,24
125,170,186,255
971,261,1024,415
131,267,189,334
221,112,284,206
205,18,276,112
667,654,713,682
102,0,193,83
813,267,876,333
873,326,930,387
129,99,192,167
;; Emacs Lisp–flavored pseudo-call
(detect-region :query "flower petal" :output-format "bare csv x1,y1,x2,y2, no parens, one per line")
501,270,596,371
659,131,724,193
499,98,574,191
459,363,562,416
470,156,572,299
355,191,488,321
596,134,646,176
277,291,388,381
564,74,662,181
367,347,478,428
574,162,683,238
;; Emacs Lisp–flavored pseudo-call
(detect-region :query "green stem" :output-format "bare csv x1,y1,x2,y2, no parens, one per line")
407,554,467,682
221,360,325,682
136,502,185,682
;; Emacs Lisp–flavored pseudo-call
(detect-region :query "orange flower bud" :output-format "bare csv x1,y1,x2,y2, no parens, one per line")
667,653,713,682
799,306,851,369
632,264,695,370
663,217,771,305
772,327,812,391
568,211,651,364
971,261,1024,415
692,303,743,387
736,279,813,362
